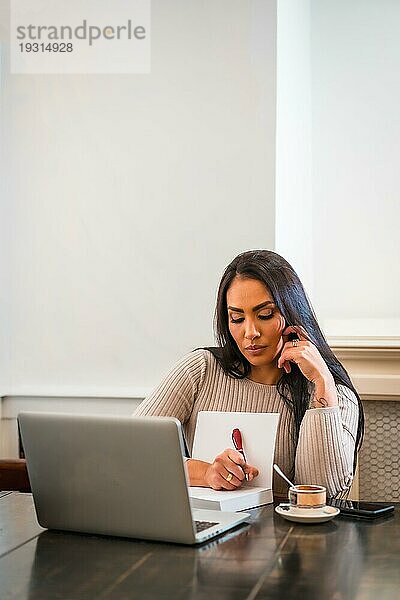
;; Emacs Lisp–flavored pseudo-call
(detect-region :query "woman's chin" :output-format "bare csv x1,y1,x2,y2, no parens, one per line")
243,348,281,369
245,352,272,366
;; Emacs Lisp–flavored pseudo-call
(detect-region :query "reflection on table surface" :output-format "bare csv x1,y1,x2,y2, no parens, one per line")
0,494,398,599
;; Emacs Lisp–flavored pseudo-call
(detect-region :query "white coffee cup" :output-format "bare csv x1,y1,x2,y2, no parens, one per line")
289,484,326,509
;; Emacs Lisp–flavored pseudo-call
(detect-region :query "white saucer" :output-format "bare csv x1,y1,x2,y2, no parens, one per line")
275,504,340,524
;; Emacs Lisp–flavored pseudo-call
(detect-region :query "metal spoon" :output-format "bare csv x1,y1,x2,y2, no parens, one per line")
273,463,295,488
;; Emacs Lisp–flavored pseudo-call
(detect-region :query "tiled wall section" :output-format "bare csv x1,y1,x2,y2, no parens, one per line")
360,401,400,502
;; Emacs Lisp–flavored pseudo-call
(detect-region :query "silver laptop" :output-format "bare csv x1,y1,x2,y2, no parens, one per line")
18,412,249,545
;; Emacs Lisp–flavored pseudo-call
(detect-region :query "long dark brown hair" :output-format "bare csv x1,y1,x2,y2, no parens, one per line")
207,249,364,479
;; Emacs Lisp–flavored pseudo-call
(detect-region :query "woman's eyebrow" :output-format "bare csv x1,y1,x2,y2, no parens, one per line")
227,301,275,313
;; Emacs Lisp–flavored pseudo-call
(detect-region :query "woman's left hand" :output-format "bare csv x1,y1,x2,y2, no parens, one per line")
278,326,337,407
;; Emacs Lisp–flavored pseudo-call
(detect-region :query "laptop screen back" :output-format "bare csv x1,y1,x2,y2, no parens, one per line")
19,413,197,544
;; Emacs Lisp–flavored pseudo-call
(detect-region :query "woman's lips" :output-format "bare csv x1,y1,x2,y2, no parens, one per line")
245,345,267,355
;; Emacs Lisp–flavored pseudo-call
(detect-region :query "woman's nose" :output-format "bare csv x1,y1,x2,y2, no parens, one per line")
244,321,260,340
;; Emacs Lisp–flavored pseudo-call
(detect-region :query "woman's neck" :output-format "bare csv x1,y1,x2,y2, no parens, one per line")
249,363,281,385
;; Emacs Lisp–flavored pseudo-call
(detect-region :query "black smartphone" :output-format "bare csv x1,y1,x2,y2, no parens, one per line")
328,498,395,519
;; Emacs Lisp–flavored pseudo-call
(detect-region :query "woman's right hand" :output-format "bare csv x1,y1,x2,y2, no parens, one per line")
202,449,259,490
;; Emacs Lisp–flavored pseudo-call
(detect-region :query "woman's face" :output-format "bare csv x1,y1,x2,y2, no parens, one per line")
226,276,286,369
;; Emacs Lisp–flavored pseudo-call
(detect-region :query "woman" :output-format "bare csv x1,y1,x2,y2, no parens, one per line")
134,250,364,498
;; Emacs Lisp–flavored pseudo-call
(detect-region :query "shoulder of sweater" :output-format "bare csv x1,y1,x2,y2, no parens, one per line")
167,348,215,383
178,348,239,385
184,347,222,370
178,347,211,367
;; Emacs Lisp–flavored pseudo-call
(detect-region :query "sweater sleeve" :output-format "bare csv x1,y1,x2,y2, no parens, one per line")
133,349,207,424
295,385,359,497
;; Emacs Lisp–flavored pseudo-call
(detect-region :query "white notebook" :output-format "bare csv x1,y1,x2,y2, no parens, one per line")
189,411,279,511
189,486,273,512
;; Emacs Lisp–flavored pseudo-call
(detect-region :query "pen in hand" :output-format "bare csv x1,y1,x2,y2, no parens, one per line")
231,428,249,481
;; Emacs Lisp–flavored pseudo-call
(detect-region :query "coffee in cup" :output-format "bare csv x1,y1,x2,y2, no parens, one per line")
289,485,326,509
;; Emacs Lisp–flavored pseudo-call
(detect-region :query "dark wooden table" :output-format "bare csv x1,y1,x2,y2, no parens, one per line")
0,493,399,599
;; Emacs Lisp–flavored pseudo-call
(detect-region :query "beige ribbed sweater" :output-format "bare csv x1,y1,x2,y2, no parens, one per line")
134,349,359,497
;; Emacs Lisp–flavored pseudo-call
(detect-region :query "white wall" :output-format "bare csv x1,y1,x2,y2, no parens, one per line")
0,1,277,396
311,0,400,336
2,0,399,401
275,0,313,296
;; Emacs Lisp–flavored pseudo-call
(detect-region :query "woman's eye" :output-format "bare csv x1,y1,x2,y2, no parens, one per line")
230,316,244,324
259,313,273,320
